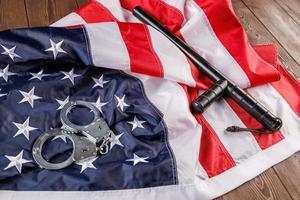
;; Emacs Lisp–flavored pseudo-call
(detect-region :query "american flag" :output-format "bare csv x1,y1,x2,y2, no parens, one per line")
0,26,176,190
0,0,300,199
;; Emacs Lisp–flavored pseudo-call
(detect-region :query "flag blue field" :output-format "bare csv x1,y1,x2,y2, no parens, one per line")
1,0,300,199
0,27,176,191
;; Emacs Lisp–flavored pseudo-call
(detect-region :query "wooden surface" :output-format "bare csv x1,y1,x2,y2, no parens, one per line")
220,0,300,199
0,0,299,199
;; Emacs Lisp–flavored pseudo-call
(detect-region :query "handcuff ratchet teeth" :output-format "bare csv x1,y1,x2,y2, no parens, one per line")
32,100,113,170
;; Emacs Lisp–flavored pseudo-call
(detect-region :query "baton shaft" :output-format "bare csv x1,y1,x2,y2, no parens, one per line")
133,6,282,132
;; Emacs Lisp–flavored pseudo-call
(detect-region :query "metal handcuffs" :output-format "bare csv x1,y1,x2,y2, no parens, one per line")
32,100,113,170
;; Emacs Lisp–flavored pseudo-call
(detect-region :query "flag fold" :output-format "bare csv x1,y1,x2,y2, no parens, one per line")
0,0,299,200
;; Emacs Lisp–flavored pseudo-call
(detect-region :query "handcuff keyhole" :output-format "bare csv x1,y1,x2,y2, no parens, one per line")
81,148,88,153
67,105,95,126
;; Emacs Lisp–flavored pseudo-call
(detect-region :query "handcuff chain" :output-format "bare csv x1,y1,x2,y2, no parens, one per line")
32,101,115,170
98,134,112,155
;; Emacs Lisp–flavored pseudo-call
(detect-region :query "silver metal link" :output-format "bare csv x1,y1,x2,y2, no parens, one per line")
32,100,114,170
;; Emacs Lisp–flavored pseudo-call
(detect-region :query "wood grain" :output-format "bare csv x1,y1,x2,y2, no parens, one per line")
229,1,300,198
274,0,300,27
25,0,54,27
217,168,292,200
0,0,299,199
273,153,300,199
25,0,78,26
76,0,90,8
232,0,300,80
242,0,300,67
53,0,77,21
0,0,28,30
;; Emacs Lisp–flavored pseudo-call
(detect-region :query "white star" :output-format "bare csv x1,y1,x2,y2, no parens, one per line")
4,150,31,173
0,89,6,97
126,154,149,166
56,96,69,110
128,116,146,131
0,64,16,82
19,86,42,108
49,127,67,143
92,96,108,114
13,117,38,140
45,39,67,60
115,95,129,112
110,132,124,150
92,75,109,88
52,135,68,143
76,157,97,173
1,44,22,61
61,68,80,85
29,69,49,81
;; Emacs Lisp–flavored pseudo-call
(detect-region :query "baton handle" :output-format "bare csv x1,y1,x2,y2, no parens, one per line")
133,6,282,132
226,84,282,132
192,79,228,113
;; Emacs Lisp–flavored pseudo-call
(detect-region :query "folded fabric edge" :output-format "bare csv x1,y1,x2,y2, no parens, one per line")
0,136,299,200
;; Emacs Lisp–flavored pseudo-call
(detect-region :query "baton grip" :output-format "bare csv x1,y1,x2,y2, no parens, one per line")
133,6,283,133
226,85,282,132
192,80,228,113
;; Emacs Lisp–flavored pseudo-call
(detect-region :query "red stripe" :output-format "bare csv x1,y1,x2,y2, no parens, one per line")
193,0,280,87
181,85,236,177
272,64,300,117
225,98,284,150
118,23,164,77
253,45,300,117
198,115,236,177
121,0,184,32
76,1,118,23
122,0,206,87
224,45,285,150
76,1,164,77
176,32,213,90
74,0,299,176
65,25,83,29
224,44,300,149
178,31,235,176
78,0,207,89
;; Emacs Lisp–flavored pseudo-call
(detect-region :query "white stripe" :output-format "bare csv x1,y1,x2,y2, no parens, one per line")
194,135,300,199
248,84,300,137
0,184,204,200
81,1,192,87
95,0,142,23
54,9,203,181
130,73,203,183
85,23,130,70
89,1,193,87
2,136,300,200
180,0,251,88
147,26,196,87
51,12,86,27
0,74,206,199
195,162,209,179
161,0,185,17
96,0,126,21
121,8,141,22
39,3,300,200
203,97,261,162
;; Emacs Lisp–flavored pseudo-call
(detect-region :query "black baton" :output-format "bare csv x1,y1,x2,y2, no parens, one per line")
133,6,282,133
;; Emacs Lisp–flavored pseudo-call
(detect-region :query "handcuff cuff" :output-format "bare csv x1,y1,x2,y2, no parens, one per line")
32,100,113,170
